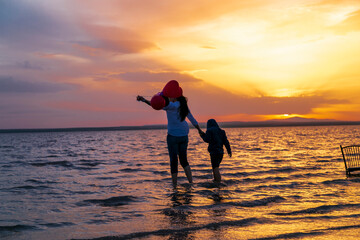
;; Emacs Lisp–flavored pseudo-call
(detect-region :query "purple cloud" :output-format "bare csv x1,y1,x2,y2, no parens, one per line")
72,25,158,54
0,1,73,51
0,76,75,93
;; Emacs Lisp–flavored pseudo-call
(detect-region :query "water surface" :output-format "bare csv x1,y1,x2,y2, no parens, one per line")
1,126,360,239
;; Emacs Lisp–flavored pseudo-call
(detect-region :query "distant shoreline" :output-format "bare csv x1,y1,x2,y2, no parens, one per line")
1,121,360,134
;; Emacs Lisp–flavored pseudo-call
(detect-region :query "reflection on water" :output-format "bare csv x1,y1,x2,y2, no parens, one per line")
1,126,360,239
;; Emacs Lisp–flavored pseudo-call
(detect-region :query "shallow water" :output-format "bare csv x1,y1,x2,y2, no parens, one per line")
1,126,360,239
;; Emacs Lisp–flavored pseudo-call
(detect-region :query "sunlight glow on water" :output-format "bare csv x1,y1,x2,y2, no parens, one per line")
1,126,360,239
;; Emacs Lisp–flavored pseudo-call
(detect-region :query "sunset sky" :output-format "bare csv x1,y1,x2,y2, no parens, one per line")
1,0,360,129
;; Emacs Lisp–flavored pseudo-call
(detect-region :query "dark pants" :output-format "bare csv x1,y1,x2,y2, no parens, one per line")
167,134,189,174
210,153,223,169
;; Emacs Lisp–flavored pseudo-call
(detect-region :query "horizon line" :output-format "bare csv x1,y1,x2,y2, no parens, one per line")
1,119,360,134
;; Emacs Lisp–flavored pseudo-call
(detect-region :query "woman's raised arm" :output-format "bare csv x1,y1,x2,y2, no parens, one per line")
136,95,151,106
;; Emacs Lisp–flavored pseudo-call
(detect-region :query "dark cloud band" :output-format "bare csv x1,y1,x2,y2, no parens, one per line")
0,76,74,93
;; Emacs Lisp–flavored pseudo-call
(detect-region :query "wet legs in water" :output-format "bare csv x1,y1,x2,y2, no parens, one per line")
184,165,193,183
171,165,192,186
167,135,192,186
171,173,177,186
210,154,223,183
213,167,221,183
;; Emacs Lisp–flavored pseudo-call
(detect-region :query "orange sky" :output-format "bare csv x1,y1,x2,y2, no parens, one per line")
1,0,360,128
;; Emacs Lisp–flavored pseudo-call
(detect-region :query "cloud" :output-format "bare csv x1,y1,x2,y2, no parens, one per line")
313,0,358,6
182,81,347,116
15,61,44,70
74,25,159,54
118,71,202,83
331,10,360,34
0,60,44,71
72,0,260,29
0,1,70,50
0,76,74,93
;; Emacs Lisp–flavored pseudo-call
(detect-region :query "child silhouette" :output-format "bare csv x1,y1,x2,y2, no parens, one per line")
199,119,232,183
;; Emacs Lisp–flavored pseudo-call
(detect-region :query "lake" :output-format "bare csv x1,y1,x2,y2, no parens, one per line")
1,125,360,239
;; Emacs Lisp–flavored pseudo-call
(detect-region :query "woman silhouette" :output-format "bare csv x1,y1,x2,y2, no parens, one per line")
137,80,203,186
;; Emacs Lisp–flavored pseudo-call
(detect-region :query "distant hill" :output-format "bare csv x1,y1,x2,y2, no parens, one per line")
1,118,360,133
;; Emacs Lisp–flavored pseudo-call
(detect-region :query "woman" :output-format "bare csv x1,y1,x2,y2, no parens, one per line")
137,80,203,186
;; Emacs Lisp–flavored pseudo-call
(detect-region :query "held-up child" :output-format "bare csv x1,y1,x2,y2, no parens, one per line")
199,119,232,183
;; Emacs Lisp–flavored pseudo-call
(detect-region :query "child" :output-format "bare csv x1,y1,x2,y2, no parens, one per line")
199,119,232,183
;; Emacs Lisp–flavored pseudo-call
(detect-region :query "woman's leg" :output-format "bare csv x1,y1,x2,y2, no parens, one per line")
184,165,193,183
167,135,179,186
171,173,178,186
178,136,192,183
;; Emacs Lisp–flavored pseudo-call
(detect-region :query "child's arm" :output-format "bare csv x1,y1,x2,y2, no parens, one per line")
223,131,232,157
200,130,210,143
194,124,204,135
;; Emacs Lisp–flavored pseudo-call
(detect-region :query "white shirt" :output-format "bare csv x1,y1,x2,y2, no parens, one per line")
162,101,198,137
